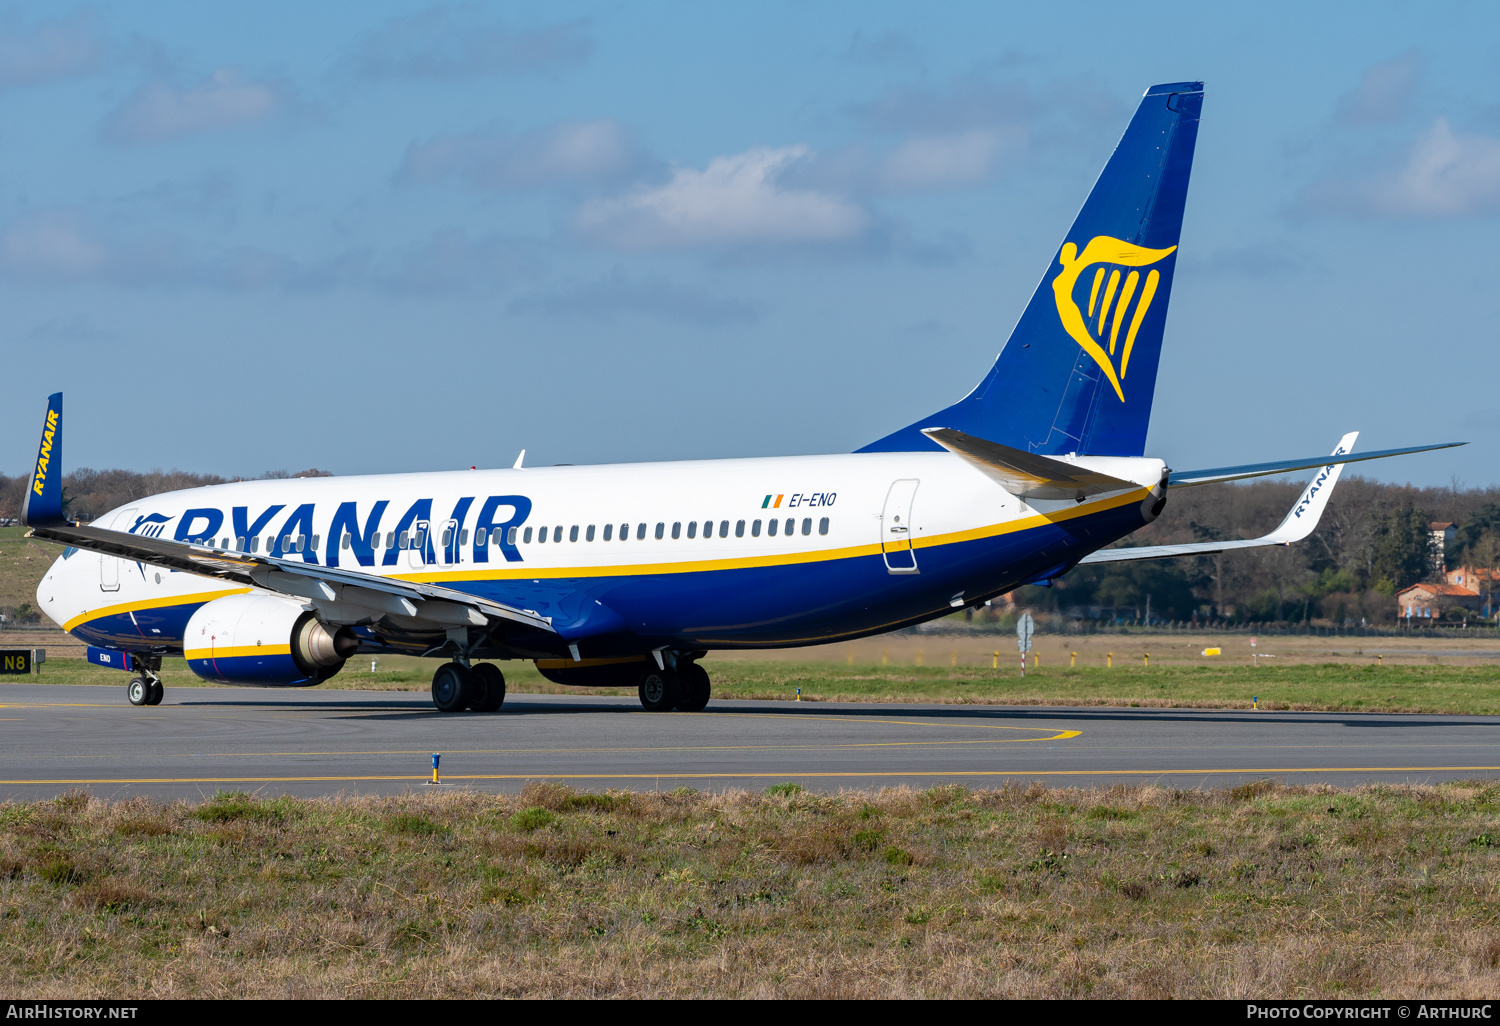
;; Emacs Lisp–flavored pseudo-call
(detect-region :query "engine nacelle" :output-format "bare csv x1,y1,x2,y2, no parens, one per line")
184,593,359,686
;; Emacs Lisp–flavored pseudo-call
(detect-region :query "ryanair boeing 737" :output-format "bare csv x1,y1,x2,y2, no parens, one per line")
20,82,1460,711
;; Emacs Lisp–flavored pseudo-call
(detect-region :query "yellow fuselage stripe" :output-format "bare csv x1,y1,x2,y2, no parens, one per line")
63,588,252,633
65,488,1148,633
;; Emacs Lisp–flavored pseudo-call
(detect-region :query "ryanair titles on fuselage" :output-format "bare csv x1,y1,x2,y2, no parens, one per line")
127,488,841,569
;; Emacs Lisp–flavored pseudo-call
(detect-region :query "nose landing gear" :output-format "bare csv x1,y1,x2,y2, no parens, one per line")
127,672,163,706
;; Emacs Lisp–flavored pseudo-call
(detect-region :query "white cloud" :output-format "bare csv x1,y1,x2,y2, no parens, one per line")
104,68,283,145
399,119,644,191
575,146,868,250
1335,51,1421,126
0,209,108,279
0,12,104,88
1373,118,1500,215
1304,118,1500,218
877,128,1016,192
350,6,589,80
509,268,762,325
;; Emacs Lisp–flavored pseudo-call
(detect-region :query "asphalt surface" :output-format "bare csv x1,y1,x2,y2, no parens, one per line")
2,683,1499,799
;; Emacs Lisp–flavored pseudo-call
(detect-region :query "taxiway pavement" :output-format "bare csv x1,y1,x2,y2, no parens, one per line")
1,683,1498,799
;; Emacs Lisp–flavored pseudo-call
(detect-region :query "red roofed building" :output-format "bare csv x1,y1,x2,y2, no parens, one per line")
1397,581,1481,620
1446,566,1500,617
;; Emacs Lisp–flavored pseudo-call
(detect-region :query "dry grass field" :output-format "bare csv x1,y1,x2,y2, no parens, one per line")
3,782,1500,998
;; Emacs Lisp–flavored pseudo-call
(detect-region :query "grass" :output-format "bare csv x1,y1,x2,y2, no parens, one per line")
11,654,1500,716
3,781,1500,997
0,527,62,614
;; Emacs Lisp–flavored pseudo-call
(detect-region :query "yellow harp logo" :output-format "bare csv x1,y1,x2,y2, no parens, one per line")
1051,236,1176,402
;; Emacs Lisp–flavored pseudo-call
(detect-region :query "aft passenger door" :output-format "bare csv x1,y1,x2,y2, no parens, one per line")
880,480,920,574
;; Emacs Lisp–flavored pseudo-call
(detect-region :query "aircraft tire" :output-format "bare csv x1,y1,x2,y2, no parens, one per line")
146,680,164,706
127,677,150,707
637,667,680,712
431,663,473,713
471,663,506,711
676,663,710,712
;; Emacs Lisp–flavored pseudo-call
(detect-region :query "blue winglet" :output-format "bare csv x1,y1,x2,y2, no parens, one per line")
21,392,66,527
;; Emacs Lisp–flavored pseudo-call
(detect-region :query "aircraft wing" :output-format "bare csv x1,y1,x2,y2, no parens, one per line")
1080,432,1356,565
18,394,552,634
921,427,1138,500
28,520,554,633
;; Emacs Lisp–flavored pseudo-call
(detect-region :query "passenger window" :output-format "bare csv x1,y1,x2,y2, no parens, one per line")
637,523,647,540
570,525,579,542
687,521,697,539
785,519,795,537
537,527,547,544
735,520,745,538
398,532,409,549
523,527,533,544
720,520,729,538
672,522,681,539
554,526,564,543
752,519,761,537
768,518,777,537
460,529,469,546
819,517,829,536
602,524,612,541
475,529,486,547
801,518,811,536
506,527,517,545
310,534,320,550
341,533,351,550
655,522,665,540
237,536,247,550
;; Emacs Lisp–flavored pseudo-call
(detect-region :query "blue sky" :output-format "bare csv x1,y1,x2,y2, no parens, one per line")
3,1,1498,487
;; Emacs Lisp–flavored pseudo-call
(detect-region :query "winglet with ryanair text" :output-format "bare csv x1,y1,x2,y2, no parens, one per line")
21,392,65,528
1080,432,1359,564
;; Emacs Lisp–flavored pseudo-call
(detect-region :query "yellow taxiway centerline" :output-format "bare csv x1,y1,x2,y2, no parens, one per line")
2,766,1500,786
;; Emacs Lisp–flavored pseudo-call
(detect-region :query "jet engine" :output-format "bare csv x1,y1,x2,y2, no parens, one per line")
183,593,359,686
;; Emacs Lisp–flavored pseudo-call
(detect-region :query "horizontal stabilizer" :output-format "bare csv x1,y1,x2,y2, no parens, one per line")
1169,440,1463,488
921,427,1138,501
1082,431,1357,564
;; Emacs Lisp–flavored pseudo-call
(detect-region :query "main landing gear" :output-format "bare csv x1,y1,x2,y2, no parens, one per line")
127,673,163,707
431,662,506,713
637,661,711,712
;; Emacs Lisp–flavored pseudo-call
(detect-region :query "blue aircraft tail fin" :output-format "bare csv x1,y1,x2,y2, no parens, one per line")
860,81,1202,457
21,392,66,527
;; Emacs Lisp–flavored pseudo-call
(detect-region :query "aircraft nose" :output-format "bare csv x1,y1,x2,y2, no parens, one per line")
36,549,85,630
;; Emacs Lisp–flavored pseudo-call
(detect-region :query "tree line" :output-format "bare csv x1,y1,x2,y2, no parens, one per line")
0,467,333,526
1017,475,1500,626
